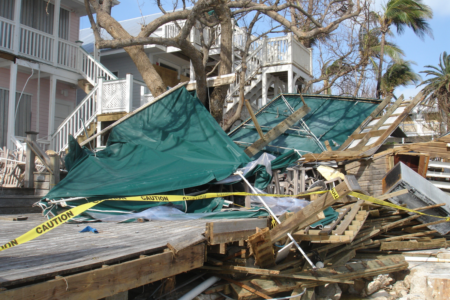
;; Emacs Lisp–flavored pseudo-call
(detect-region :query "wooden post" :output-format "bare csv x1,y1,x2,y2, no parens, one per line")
24,131,38,188
245,99,264,139
49,153,60,189
300,168,305,193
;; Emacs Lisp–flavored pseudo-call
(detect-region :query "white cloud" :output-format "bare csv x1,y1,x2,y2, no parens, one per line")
371,0,450,16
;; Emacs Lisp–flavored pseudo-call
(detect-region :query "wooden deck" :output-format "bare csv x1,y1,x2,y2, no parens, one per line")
0,213,213,288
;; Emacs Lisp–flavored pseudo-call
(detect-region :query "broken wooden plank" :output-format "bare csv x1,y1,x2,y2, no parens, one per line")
380,238,447,251
185,74,236,90
245,99,264,139
206,219,268,245
167,232,206,256
244,101,311,157
247,227,275,268
270,175,362,243
220,277,272,300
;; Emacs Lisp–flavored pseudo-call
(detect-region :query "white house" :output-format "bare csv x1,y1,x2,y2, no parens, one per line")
0,1,313,154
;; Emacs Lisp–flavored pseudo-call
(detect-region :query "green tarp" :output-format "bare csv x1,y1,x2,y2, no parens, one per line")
42,86,252,215
229,94,381,156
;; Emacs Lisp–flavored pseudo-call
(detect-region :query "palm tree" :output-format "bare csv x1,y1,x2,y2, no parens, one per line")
381,60,421,98
354,27,404,96
420,52,450,130
375,0,432,98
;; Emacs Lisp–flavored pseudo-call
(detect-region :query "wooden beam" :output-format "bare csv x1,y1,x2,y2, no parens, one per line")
0,244,205,300
245,99,264,139
167,232,206,256
185,74,236,90
269,175,362,243
244,102,311,157
338,95,392,151
324,140,332,151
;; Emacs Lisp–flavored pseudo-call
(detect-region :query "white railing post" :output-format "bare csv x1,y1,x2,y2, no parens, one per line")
288,32,293,64
52,0,61,66
12,0,21,55
125,74,133,113
140,85,145,107
98,77,104,115
262,37,267,66
76,41,83,72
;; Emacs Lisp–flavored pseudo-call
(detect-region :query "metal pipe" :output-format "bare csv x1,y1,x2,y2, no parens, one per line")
236,172,316,269
178,276,220,300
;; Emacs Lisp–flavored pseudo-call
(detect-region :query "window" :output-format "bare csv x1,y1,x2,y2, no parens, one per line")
0,89,32,147
0,0,14,20
21,0,54,34
112,71,119,77
59,8,69,40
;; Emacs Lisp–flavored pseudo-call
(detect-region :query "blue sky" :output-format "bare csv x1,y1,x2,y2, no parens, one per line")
80,0,449,99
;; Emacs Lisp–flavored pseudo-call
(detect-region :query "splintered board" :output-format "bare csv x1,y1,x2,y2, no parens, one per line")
293,200,369,243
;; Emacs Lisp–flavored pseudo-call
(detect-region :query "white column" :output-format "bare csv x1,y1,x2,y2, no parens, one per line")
261,71,267,106
287,33,293,63
48,75,57,139
12,0,22,54
6,62,17,150
288,65,294,93
125,73,133,113
52,0,61,66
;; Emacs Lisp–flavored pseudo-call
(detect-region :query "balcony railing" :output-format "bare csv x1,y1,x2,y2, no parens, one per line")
0,17,14,51
19,25,54,63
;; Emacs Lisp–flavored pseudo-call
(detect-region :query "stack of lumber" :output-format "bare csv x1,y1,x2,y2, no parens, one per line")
190,184,449,300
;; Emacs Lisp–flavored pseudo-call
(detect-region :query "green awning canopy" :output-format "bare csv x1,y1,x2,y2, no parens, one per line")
229,94,381,156
43,86,252,214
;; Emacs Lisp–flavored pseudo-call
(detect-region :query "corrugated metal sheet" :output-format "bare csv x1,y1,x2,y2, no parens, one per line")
229,94,381,157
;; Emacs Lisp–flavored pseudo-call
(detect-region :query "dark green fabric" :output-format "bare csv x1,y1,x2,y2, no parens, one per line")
310,207,339,228
229,94,381,156
43,87,250,214
252,150,301,189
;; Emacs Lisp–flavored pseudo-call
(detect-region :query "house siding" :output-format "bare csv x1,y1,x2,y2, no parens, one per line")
69,11,79,43
0,67,77,140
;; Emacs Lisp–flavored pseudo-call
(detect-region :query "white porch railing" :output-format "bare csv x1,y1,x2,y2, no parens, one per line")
0,17,14,51
98,75,133,114
57,39,79,71
78,47,117,86
51,74,134,153
19,25,54,63
52,85,98,153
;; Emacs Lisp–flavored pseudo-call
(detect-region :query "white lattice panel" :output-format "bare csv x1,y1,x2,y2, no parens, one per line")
102,81,127,111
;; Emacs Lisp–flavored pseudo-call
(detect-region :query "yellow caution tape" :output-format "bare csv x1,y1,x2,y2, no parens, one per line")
5,189,447,253
0,201,102,252
0,191,327,252
106,191,328,202
349,192,450,221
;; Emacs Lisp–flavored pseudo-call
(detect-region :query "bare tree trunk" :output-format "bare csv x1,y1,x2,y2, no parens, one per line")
376,31,386,99
124,45,167,97
209,2,233,124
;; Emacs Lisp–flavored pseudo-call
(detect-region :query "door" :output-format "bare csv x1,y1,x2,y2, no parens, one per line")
55,99,74,129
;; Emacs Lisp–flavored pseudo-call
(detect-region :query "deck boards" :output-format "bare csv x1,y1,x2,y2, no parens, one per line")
0,213,244,287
